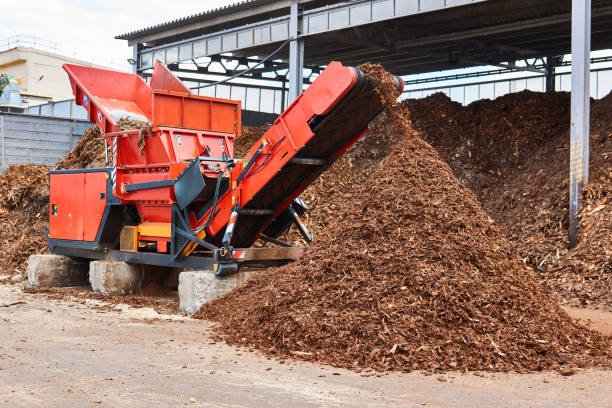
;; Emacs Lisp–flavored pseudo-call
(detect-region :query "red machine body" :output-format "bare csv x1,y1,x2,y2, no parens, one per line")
49,60,402,274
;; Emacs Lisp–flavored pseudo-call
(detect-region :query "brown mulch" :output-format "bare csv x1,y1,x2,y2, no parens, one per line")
402,90,571,191
195,65,611,373
403,91,611,310
234,124,271,157
55,125,107,170
116,117,152,156
0,164,51,277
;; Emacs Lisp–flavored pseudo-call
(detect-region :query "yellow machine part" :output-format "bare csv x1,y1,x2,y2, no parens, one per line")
122,222,204,256
120,226,138,252
121,222,172,253
137,222,171,238
182,229,207,256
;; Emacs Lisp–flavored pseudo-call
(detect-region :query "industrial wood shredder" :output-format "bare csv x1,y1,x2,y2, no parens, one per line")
48,61,402,275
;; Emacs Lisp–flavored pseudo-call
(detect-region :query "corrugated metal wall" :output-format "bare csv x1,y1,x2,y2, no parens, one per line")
0,113,91,171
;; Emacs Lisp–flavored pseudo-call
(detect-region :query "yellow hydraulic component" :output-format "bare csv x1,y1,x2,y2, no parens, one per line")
182,229,207,256
137,222,171,238
120,226,138,252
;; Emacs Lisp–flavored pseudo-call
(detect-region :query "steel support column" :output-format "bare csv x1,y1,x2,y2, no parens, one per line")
288,0,304,103
132,44,140,75
569,0,591,248
545,56,556,92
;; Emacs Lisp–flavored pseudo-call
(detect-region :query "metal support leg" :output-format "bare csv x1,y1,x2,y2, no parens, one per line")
569,0,591,248
222,206,240,247
288,205,313,243
288,0,304,103
281,78,287,112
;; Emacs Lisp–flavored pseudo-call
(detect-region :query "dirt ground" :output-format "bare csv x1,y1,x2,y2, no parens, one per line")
0,284,610,408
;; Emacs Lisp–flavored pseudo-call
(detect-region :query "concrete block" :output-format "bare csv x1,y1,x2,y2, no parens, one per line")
89,261,143,295
27,254,89,287
178,270,256,314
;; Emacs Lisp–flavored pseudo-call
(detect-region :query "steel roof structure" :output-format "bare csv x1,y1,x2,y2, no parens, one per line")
118,0,612,77
116,0,603,245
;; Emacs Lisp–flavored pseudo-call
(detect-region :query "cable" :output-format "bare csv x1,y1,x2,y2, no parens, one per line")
243,135,287,179
193,160,229,234
192,39,291,90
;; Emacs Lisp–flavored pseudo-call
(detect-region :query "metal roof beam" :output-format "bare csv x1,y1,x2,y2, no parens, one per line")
393,5,612,49
135,0,487,71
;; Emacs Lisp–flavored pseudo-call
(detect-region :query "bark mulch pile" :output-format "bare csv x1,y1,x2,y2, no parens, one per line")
55,125,106,169
234,124,271,157
403,91,611,310
0,164,51,279
195,65,611,373
403,90,571,191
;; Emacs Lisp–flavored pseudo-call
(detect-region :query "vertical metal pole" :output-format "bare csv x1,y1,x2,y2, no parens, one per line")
545,56,556,92
281,78,287,112
288,0,304,103
132,44,140,75
569,0,591,248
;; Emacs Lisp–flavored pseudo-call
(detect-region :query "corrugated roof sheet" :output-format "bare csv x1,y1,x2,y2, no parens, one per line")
115,0,277,40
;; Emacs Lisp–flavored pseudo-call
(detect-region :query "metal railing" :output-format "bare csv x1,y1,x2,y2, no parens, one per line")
27,100,89,120
403,67,612,105
0,35,126,71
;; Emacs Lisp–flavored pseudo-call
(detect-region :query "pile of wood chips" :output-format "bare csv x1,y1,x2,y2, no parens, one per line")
195,64,610,373
55,125,106,169
0,164,51,279
234,123,271,157
403,91,611,310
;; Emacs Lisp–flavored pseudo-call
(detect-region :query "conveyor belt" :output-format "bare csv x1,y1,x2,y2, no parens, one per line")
219,68,402,247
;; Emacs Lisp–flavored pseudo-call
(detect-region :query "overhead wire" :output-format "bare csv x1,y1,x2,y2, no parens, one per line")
191,38,291,90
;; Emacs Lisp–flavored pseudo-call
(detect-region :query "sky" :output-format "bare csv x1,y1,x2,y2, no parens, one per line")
0,0,238,70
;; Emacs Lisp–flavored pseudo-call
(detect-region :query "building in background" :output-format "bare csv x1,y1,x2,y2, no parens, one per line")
0,46,111,106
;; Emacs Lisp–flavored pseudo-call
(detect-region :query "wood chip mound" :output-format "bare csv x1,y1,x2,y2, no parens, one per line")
195,65,611,373
55,125,106,169
403,90,611,310
234,124,271,157
0,164,51,278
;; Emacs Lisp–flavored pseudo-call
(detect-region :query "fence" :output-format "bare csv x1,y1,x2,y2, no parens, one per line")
0,113,92,171
27,100,89,120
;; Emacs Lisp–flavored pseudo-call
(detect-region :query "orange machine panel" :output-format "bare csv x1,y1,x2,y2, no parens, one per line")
50,171,108,241
83,172,108,241
49,173,85,240
152,91,240,135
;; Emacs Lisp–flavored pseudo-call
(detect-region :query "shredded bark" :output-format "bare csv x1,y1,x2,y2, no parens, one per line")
0,164,51,278
234,124,271,157
117,118,152,156
403,91,611,310
55,125,106,169
195,65,611,373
